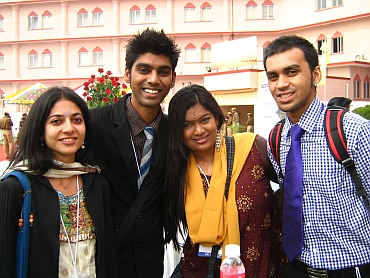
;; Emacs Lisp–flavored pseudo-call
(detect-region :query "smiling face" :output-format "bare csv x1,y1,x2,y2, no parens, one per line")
183,103,218,157
43,99,85,163
124,52,176,114
265,47,321,123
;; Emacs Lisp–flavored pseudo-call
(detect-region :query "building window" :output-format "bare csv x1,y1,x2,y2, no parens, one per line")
28,11,38,30
130,5,141,24
332,0,342,7
201,43,211,62
364,76,370,99
92,47,103,65
354,74,361,99
28,50,38,68
263,41,270,57
42,10,52,28
0,52,4,69
78,47,89,66
316,34,326,55
0,15,4,31
184,3,196,22
92,7,103,26
316,0,327,10
246,1,257,19
185,43,197,62
201,2,212,21
77,8,89,27
262,0,274,19
42,49,52,67
145,5,156,23
332,31,343,54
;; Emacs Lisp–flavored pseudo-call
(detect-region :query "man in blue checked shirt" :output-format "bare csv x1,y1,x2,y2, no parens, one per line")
264,35,370,278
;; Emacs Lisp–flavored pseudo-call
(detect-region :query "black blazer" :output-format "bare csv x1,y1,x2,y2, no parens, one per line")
90,94,167,278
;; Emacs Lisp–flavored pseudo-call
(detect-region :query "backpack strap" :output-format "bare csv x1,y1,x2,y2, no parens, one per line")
268,119,285,179
324,106,369,204
1,171,32,278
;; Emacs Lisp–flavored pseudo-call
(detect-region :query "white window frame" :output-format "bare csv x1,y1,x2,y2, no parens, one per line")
246,6,257,19
78,52,89,66
332,0,342,7
0,18,4,31
354,80,360,99
364,82,369,99
43,53,52,67
93,51,103,65
77,13,89,27
317,40,325,55
28,15,38,30
262,5,273,19
185,48,197,63
332,36,343,53
0,55,4,69
317,0,327,10
145,9,156,23
185,8,196,22
93,12,103,26
29,54,38,68
201,47,211,62
130,10,140,24
201,7,212,21
42,15,52,28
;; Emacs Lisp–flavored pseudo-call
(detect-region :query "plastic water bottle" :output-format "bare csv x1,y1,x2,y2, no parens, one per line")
220,244,245,278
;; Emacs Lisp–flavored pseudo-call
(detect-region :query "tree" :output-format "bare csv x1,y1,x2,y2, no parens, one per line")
352,105,370,120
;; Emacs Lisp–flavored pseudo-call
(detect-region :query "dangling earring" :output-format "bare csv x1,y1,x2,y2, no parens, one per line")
40,140,44,152
215,130,221,152
81,142,85,149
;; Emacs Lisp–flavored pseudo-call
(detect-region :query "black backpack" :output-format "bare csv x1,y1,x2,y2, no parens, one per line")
268,106,369,204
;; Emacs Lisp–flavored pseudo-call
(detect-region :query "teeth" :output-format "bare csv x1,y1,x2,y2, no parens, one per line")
281,92,293,98
144,89,159,94
62,138,74,142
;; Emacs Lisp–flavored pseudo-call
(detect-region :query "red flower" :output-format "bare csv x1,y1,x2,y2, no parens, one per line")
84,82,89,87
97,78,105,84
112,80,119,86
83,92,88,97
91,75,95,79
98,68,104,73
122,83,127,89
103,97,109,103
106,89,111,94
113,97,119,102
87,96,93,101
106,71,112,75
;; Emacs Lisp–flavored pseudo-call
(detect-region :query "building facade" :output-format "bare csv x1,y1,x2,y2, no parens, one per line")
0,0,369,136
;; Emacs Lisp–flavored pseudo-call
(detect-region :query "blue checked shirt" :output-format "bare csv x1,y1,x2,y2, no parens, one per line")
268,96,370,269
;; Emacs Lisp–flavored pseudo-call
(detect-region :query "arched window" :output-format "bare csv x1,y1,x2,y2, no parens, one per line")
262,0,274,19
316,34,326,55
364,75,370,99
354,74,361,99
0,52,4,69
184,2,196,22
201,43,211,62
42,10,52,29
28,11,38,30
0,14,4,31
201,2,212,21
42,49,52,67
332,31,343,54
28,49,38,68
145,5,156,23
246,1,257,19
78,47,89,66
92,46,103,65
185,43,196,62
92,7,103,26
77,8,88,27
130,5,141,24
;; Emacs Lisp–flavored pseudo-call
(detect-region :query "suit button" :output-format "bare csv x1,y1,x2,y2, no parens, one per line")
137,213,143,219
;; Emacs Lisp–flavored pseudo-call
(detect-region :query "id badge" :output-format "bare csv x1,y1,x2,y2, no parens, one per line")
198,245,222,259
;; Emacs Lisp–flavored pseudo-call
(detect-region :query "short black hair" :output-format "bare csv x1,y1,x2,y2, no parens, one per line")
328,97,352,108
11,87,95,175
125,28,181,72
263,35,319,73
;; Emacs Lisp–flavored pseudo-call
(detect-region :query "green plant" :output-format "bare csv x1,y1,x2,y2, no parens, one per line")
352,105,370,120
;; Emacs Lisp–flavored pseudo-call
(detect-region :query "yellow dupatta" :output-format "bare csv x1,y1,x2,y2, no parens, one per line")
185,132,257,251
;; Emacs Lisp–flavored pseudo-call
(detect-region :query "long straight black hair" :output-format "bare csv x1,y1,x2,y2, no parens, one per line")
163,84,224,250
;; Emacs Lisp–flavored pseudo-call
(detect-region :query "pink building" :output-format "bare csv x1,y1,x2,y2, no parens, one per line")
0,0,369,135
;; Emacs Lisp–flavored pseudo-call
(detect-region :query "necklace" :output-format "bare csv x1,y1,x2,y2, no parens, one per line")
197,164,210,188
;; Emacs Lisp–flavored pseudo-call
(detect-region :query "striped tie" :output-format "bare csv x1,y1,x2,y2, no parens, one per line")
138,126,155,189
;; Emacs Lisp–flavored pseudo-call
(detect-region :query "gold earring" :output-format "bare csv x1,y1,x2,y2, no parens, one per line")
215,130,221,152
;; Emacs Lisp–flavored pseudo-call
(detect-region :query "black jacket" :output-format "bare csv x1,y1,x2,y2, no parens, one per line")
90,95,167,278
0,172,117,277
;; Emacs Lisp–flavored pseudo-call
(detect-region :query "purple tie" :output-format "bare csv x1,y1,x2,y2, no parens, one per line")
282,124,304,261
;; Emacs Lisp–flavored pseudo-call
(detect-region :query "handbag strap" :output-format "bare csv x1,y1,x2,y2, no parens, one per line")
2,171,31,278
206,136,235,278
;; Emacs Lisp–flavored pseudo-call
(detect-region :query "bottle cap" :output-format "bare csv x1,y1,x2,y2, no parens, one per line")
225,244,240,257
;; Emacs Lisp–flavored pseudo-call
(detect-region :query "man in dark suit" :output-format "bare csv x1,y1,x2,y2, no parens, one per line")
90,28,180,278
